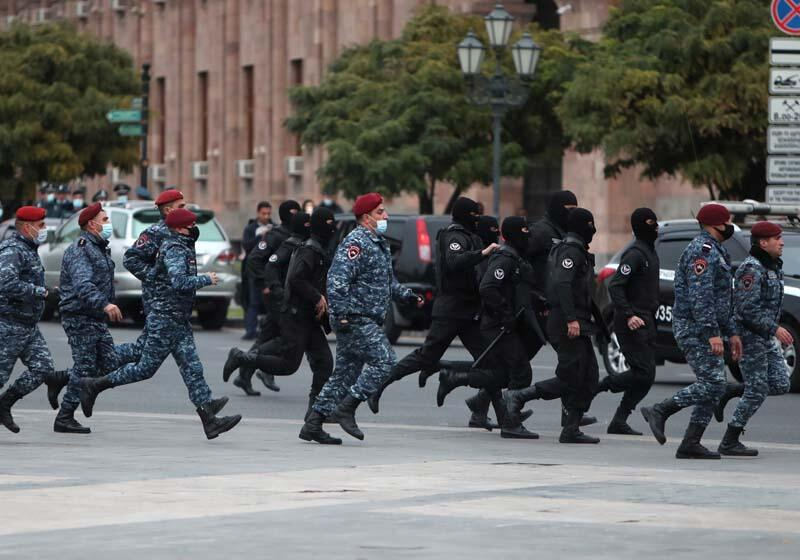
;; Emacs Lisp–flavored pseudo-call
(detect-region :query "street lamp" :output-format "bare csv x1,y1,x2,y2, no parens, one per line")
457,4,542,216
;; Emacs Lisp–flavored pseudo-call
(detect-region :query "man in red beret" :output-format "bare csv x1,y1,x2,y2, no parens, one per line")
713,221,792,456
0,207,71,433
641,203,742,459
80,208,241,440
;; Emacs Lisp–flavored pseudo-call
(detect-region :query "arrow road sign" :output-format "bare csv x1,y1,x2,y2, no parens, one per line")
771,37,800,64
118,124,145,136
769,96,800,123
106,109,142,123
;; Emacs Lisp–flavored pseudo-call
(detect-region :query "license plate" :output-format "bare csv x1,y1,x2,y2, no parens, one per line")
655,304,672,323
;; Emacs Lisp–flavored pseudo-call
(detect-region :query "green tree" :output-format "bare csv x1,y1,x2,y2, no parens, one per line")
558,0,771,200
287,5,589,213
0,22,139,201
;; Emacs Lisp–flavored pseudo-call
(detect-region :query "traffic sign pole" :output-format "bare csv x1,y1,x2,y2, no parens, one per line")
140,63,150,194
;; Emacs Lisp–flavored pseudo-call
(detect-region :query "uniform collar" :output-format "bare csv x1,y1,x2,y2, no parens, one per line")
499,244,521,258
13,231,38,251
750,245,782,271
79,230,108,249
357,224,383,244
544,216,567,238
564,233,588,248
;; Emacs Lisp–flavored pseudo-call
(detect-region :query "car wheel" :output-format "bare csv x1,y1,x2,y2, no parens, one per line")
602,332,631,375
384,305,402,345
198,300,229,330
781,322,800,393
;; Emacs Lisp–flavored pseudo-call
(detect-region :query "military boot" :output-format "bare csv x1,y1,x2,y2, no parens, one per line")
53,408,91,434
329,395,364,440
79,376,115,418
714,383,744,423
436,370,470,407
718,424,758,457
559,409,600,444
45,369,70,410
640,397,682,445
607,405,642,435
418,368,439,388
0,388,23,433
367,375,395,414
233,373,261,396
304,393,319,422
465,389,498,431
208,396,229,415
299,411,342,445
505,386,539,425
490,390,532,427
222,348,245,382
196,402,242,440
256,371,281,392
675,423,720,459
560,408,598,427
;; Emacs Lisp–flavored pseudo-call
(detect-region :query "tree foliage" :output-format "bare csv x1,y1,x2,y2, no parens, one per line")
0,22,139,200
558,0,771,200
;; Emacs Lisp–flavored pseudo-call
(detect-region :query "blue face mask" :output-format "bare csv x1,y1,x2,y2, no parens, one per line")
46,193,55,203
100,223,113,240
117,195,128,203
72,199,84,209
375,219,388,234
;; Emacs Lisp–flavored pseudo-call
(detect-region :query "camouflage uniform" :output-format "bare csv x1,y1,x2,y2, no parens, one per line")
671,231,737,427
123,220,171,315
0,233,55,394
58,231,141,413
106,231,214,407
730,254,790,427
312,225,415,415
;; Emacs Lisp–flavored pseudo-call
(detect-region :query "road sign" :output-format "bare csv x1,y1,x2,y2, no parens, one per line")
769,126,800,154
773,0,800,36
767,185,800,203
131,97,143,109
769,96,800,123
118,124,144,136
771,37,800,64
106,109,142,123
768,156,800,183
771,68,800,94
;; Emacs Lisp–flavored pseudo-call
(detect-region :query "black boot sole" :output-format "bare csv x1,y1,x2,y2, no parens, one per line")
718,447,759,457
204,415,242,440
299,428,342,445
641,407,666,445
675,451,721,459
54,423,91,434
500,429,540,439
559,435,600,444
607,423,643,436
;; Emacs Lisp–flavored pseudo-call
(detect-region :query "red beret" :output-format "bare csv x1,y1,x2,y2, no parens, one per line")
155,189,184,206
353,192,383,217
78,203,103,227
696,203,731,226
15,206,46,222
751,221,782,238
165,208,197,229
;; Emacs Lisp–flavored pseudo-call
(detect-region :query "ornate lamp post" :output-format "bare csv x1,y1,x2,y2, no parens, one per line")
457,4,541,216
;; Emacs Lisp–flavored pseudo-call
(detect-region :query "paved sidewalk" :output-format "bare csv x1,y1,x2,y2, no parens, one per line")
1,409,799,559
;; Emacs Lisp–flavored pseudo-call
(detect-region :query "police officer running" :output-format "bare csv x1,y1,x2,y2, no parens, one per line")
79,209,240,439
641,203,742,459
299,193,421,444
597,208,661,435
713,221,792,456
0,207,69,433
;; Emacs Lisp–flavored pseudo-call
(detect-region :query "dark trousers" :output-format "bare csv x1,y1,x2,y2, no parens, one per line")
535,335,598,411
467,326,532,391
614,329,656,411
244,277,265,337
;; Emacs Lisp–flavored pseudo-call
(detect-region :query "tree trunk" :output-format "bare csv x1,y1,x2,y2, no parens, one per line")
443,186,463,215
418,177,435,214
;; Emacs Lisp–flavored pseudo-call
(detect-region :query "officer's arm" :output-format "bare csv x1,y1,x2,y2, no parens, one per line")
607,249,643,320
526,225,549,260
443,232,483,273
552,249,582,322
288,249,322,305
165,246,213,292
263,247,289,293
123,232,157,281
68,249,109,310
391,272,415,303
734,266,775,338
246,247,268,283
0,248,43,299
685,249,721,339
479,258,510,317
326,242,359,319
242,223,256,255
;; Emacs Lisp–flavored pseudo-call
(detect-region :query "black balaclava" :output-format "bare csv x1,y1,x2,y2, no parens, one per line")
567,207,596,245
476,215,500,247
631,207,658,244
311,207,336,241
452,197,481,232
546,190,578,231
279,200,301,226
290,212,311,240
501,216,531,252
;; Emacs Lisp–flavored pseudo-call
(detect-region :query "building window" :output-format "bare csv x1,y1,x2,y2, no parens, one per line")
198,71,209,160
156,77,166,163
243,65,254,159
290,59,303,155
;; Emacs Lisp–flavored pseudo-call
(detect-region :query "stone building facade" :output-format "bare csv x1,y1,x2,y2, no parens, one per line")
0,0,706,255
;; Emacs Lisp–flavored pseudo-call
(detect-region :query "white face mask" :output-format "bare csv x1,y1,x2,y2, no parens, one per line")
72,199,84,209
33,226,48,245
118,195,128,203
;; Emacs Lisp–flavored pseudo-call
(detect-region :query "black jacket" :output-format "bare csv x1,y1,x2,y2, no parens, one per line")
246,225,291,291
527,216,565,291
432,223,486,319
284,236,331,322
479,245,535,330
608,239,660,333
263,235,305,306
546,234,595,337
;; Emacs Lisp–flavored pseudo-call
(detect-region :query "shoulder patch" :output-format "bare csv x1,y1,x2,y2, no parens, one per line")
258,241,267,251
741,274,755,290
693,258,707,275
78,238,86,247
620,263,631,276
493,268,505,280
768,271,778,280
268,253,278,263
562,258,574,269
449,242,462,251
701,243,712,254
347,245,361,260
135,233,149,248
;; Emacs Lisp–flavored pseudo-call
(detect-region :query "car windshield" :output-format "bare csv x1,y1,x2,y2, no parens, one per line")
132,209,225,241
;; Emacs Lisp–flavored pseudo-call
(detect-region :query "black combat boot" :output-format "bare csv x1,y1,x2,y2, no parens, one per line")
79,376,115,418
640,397,682,445
299,411,342,444
233,373,261,396
53,408,91,434
256,371,280,392
208,396,229,415
607,405,642,435
329,395,364,440
196,402,242,440
560,408,597,427
436,370,470,407
559,409,600,444
304,393,319,422
0,388,23,433
490,390,532,427
718,424,758,457
465,389,498,431
675,423,720,459
45,369,70,410
222,348,245,382
713,383,744,423
418,368,439,388
505,386,539,424
367,375,395,414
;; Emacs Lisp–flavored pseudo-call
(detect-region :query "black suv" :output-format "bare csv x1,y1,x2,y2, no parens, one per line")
333,214,451,342
596,210,800,393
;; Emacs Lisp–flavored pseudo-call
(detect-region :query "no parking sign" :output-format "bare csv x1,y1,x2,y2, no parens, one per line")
773,0,800,36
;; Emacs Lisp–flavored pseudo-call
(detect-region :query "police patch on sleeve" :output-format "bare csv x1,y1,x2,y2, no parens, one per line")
268,254,278,263
258,241,267,251
741,274,754,290
493,268,505,280
693,258,707,275
347,245,361,260
562,258,574,269
135,234,148,248
449,242,462,251
702,243,712,254
620,264,631,276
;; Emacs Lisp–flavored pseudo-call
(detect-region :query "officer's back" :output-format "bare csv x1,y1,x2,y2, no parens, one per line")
546,227,595,338
59,230,114,320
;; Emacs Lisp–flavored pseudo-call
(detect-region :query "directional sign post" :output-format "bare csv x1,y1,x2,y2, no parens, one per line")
118,124,145,137
106,109,142,123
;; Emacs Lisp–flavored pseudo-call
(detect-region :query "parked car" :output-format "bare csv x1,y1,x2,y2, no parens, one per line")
596,205,800,393
40,201,239,329
333,214,451,343
0,216,65,246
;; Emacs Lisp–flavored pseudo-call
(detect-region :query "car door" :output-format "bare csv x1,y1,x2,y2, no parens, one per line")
41,213,81,291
